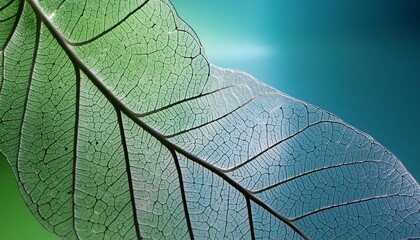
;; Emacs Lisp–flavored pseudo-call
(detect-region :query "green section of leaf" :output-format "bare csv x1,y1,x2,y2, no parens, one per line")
74,74,137,239
0,0,21,48
0,0,419,239
17,11,77,238
72,0,208,115
1,2,35,174
38,0,148,43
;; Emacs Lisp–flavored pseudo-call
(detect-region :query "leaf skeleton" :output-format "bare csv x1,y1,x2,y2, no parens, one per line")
0,0,419,239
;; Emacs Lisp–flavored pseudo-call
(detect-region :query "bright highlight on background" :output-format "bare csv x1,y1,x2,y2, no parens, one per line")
206,43,273,62
1,0,419,239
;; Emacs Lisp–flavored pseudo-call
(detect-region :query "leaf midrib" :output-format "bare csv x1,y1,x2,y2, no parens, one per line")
25,0,309,239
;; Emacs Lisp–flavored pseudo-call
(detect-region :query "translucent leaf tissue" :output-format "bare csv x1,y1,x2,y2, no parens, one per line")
1,0,419,239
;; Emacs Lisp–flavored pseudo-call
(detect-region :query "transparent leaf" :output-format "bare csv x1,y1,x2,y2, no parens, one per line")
1,0,419,239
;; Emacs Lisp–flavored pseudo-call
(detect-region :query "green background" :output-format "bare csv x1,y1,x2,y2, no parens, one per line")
1,0,419,239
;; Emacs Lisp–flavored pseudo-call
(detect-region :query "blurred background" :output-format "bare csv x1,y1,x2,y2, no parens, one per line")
1,0,419,239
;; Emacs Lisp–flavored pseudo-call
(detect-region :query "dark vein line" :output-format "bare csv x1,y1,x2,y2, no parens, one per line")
1,52,5,93
116,109,142,240
164,92,284,138
56,0,67,11
0,13,17,23
0,54,2,94
66,0,150,46
249,192,309,240
27,1,308,238
67,0,87,41
169,149,195,240
223,120,344,173
0,0,15,12
252,160,387,194
72,66,80,239
246,197,256,240
135,85,244,117
290,194,410,222
1,0,23,51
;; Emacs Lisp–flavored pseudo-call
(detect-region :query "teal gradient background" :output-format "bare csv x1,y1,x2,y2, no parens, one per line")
1,0,419,239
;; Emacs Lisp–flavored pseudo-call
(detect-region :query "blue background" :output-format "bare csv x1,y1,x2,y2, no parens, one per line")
1,0,419,239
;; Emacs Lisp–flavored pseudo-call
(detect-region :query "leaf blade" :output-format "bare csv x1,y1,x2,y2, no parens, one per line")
1,0,419,239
